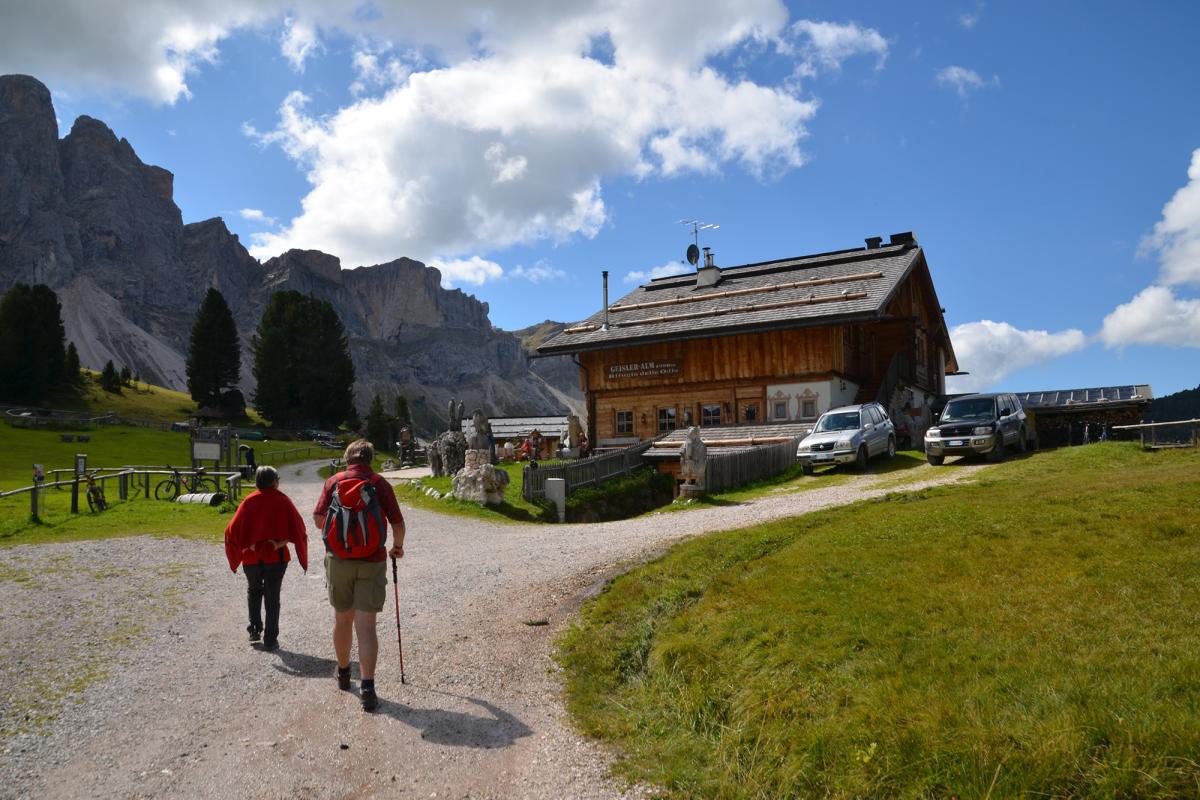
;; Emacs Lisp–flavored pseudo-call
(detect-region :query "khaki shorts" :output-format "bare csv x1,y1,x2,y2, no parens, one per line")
325,554,387,613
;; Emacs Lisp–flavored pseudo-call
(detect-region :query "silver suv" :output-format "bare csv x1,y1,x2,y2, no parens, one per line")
797,402,897,474
924,392,1034,465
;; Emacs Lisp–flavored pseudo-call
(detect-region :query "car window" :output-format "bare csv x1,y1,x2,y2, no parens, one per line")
869,407,882,424
941,397,996,422
815,411,861,432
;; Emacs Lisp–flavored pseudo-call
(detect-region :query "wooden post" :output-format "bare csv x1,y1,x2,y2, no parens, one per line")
31,482,39,519
71,478,79,514
144,471,151,498
119,472,128,501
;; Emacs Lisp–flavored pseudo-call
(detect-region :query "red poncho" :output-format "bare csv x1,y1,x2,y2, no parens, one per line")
224,487,309,573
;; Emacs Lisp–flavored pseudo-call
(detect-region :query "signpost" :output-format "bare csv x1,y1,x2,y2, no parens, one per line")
32,464,44,519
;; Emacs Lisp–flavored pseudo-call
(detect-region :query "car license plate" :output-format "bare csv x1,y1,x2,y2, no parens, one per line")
814,453,830,460
948,439,965,447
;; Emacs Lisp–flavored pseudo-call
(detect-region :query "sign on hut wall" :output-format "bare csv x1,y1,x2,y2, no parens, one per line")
606,360,681,380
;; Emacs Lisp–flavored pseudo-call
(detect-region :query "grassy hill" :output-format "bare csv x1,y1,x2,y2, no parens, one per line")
559,443,1200,798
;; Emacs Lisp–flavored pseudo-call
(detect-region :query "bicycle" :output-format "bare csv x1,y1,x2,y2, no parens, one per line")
84,471,108,513
154,465,219,501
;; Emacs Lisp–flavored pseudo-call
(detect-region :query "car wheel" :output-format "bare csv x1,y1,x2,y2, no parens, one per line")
886,436,896,459
927,453,944,466
989,433,1006,462
1016,427,1028,454
801,462,814,475
855,445,869,471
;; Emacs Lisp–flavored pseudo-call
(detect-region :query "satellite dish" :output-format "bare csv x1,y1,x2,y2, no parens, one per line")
686,243,700,265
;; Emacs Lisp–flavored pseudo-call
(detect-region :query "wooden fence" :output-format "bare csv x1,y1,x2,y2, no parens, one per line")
522,439,656,502
1112,418,1200,450
702,437,803,494
0,466,242,515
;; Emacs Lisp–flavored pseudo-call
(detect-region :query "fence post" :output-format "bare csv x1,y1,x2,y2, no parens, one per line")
119,472,128,501
71,478,79,514
144,471,151,498
31,482,39,519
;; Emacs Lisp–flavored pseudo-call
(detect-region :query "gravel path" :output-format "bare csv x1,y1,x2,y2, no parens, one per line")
0,460,988,799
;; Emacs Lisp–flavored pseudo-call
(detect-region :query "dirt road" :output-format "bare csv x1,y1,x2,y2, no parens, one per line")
0,461,985,799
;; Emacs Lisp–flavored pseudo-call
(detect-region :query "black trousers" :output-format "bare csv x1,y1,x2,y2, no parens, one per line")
244,561,288,644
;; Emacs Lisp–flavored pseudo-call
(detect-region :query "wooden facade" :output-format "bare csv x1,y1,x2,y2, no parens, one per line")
540,236,957,448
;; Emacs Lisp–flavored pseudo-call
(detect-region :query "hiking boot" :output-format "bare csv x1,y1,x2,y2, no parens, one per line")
361,689,379,712
337,669,351,691
261,639,279,651
247,625,262,642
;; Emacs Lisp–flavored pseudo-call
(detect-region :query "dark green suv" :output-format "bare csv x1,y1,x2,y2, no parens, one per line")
923,392,1035,465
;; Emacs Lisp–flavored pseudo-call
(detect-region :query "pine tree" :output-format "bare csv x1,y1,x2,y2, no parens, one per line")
119,365,132,386
187,288,241,408
64,342,82,385
365,394,390,452
100,360,121,393
394,395,410,426
0,283,69,403
252,291,355,428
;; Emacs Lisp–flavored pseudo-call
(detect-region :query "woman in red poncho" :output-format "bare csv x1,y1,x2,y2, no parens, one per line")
224,466,309,651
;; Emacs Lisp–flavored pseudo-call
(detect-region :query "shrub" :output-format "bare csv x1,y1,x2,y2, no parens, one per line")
565,468,674,522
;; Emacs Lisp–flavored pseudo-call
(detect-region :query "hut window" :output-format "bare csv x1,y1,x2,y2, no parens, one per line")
802,399,817,419
657,407,677,432
701,404,721,426
744,404,759,422
615,410,634,434
773,401,788,420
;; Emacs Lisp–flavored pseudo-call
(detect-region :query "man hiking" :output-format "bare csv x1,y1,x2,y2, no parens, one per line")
313,439,405,711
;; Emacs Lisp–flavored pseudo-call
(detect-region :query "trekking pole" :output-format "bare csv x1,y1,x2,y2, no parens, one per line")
392,556,407,684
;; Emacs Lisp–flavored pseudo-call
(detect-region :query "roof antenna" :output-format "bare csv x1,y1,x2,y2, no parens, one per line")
680,219,719,265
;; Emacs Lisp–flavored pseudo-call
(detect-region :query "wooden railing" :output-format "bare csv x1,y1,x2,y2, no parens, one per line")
1112,418,1200,450
1,466,242,515
522,439,657,502
702,437,803,494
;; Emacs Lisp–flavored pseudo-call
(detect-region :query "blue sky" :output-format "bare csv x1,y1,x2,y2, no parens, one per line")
3,1,1199,396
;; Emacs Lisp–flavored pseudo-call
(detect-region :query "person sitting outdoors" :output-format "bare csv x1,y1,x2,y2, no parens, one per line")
224,466,309,651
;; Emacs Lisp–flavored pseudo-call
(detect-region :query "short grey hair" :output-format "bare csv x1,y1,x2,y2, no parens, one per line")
255,465,279,490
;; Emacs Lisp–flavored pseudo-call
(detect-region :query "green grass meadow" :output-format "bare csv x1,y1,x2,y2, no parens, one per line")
558,443,1200,798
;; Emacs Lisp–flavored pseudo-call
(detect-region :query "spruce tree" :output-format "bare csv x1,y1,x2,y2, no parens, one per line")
187,288,241,408
100,360,121,393
0,283,68,403
64,342,82,386
252,291,355,428
119,365,132,386
394,395,410,426
365,394,390,452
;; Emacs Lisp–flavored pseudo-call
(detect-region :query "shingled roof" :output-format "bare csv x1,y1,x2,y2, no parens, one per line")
538,238,939,355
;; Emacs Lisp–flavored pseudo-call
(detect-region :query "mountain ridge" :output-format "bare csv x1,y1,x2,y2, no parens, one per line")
0,73,582,433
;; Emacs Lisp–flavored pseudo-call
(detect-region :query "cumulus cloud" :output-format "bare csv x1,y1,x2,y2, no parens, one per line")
0,2,880,275
946,320,1087,393
936,65,999,98
1139,147,1200,286
239,208,276,226
789,20,888,77
1100,148,1200,348
624,261,690,283
1100,287,1200,347
426,256,504,288
510,263,566,283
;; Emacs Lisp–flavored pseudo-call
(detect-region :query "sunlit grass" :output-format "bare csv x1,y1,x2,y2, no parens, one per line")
559,443,1200,798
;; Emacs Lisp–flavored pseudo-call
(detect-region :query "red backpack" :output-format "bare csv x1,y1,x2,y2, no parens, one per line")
322,474,386,559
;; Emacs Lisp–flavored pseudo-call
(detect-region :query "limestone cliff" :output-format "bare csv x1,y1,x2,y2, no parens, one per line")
0,74,582,433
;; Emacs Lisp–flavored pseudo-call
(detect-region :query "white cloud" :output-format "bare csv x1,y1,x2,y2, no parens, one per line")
425,256,504,288
280,16,322,72
624,261,690,283
0,2,868,268
946,320,1087,393
239,208,276,226
936,65,999,98
959,4,985,29
1100,285,1200,348
510,263,566,283
789,20,888,76
1140,147,1200,286
1099,148,1200,349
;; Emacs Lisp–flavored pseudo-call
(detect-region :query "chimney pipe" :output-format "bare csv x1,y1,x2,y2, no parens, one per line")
703,247,713,268
602,270,609,330
865,236,882,250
